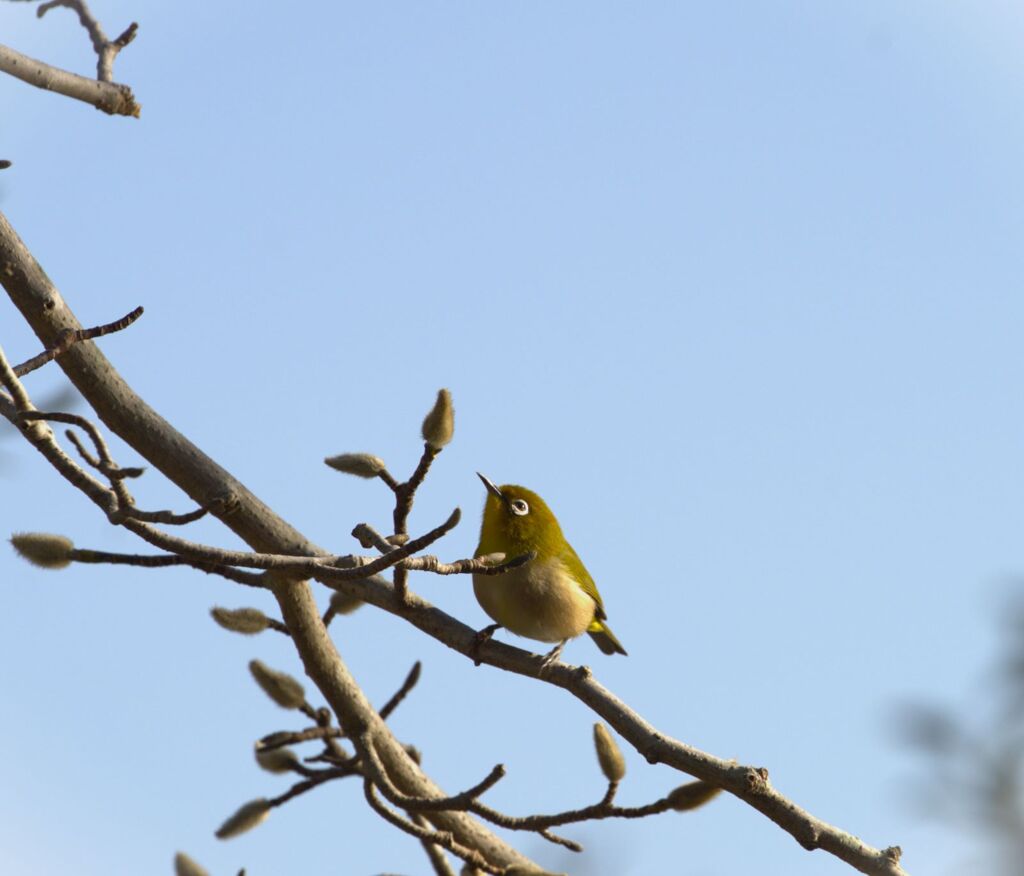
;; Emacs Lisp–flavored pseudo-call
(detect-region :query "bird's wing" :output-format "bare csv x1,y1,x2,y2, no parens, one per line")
562,542,607,620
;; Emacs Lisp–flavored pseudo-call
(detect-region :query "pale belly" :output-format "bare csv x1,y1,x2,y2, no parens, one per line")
472,557,597,643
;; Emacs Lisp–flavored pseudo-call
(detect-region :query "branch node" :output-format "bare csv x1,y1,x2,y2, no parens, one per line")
746,766,770,793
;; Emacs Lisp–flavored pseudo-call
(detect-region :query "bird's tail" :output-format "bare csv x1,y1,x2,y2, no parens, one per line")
587,620,628,656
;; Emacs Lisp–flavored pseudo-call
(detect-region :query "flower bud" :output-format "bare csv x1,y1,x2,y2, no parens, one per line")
255,744,300,774
248,660,306,709
324,453,387,478
421,389,454,449
215,798,271,839
10,532,74,569
258,731,293,748
666,780,721,811
329,589,363,616
211,606,270,635
592,723,626,783
173,852,210,876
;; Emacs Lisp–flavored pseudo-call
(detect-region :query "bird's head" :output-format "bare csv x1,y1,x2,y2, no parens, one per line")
475,473,565,557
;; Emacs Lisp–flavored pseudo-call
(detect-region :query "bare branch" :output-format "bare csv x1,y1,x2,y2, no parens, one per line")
394,442,440,535
361,733,507,814
267,762,362,809
379,661,423,721
258,726,345,752
352,522,394,553
402,551,535,576
411,813,458,876
362,778,497,875
0,207,907,875
35,0,137,82
0,207,536,873
391,441,441,601
67,546,268,588
0,43,139,116
13,306,143,377
103,508,462,581
18,409,214,526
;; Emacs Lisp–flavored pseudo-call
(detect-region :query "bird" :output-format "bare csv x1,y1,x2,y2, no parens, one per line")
472,473,627,665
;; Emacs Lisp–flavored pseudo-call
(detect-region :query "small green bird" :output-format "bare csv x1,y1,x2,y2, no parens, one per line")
473,473,627,664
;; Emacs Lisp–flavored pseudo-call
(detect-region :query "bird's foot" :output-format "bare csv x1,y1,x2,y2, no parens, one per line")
538,640,567,675
472,623,501,666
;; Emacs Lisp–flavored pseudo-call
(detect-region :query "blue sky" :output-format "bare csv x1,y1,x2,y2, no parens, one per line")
2,2,1023,874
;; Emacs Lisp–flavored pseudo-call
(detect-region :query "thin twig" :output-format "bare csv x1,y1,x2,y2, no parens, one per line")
19,409,141,512
379,661,423,721
411,813,458,876
377,468,400,491
267,763,362,809
115,507,461,581
23,409,118,470
20,411,216,526
391,442,440,602
362,778,497,875
471,783,674,831
13,306,143,377
69,547,268,588
36,0,137,82
259,726,345,752
361,733,507,813
393,442,439,535
402,551,535,576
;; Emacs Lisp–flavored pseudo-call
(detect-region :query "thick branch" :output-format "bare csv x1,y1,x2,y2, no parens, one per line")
0,209,534,873
0,43,139,116
308,569,908,874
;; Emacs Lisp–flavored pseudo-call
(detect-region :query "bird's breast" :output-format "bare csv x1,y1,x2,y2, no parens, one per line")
472,556,597,643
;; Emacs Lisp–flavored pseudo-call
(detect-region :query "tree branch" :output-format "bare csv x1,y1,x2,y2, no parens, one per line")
0,43,139,116
0,208,536,873
35,0,137,82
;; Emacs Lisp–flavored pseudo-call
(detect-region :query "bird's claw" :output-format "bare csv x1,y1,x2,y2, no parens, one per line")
538,640,567,675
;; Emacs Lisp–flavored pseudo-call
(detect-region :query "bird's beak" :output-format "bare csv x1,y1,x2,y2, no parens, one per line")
476,472,505,501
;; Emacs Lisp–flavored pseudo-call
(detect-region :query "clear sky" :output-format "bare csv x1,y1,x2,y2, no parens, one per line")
2,2,1023,874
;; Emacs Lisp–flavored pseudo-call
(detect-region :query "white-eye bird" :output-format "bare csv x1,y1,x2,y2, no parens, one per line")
472,473,627,664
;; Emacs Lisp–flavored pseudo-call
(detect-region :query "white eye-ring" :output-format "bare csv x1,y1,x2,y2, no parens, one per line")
510,499,529,516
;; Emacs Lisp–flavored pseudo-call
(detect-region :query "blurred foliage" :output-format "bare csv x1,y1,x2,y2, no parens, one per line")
893,590,1024,875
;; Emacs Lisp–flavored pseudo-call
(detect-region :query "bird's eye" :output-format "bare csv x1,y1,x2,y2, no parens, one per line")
510,499,529,516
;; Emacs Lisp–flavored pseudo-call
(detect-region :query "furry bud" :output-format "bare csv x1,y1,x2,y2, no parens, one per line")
248,660,306,709
421,389,454,449
593,723,626,783
215,798,270,839
255,745,300,774
173,852,210,876
328,589,363,616
211,606,270,635
324,453,387,478
10,532,74,569
666,780,721,811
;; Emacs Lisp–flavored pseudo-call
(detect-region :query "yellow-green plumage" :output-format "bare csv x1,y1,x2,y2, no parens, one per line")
473,477,627,657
